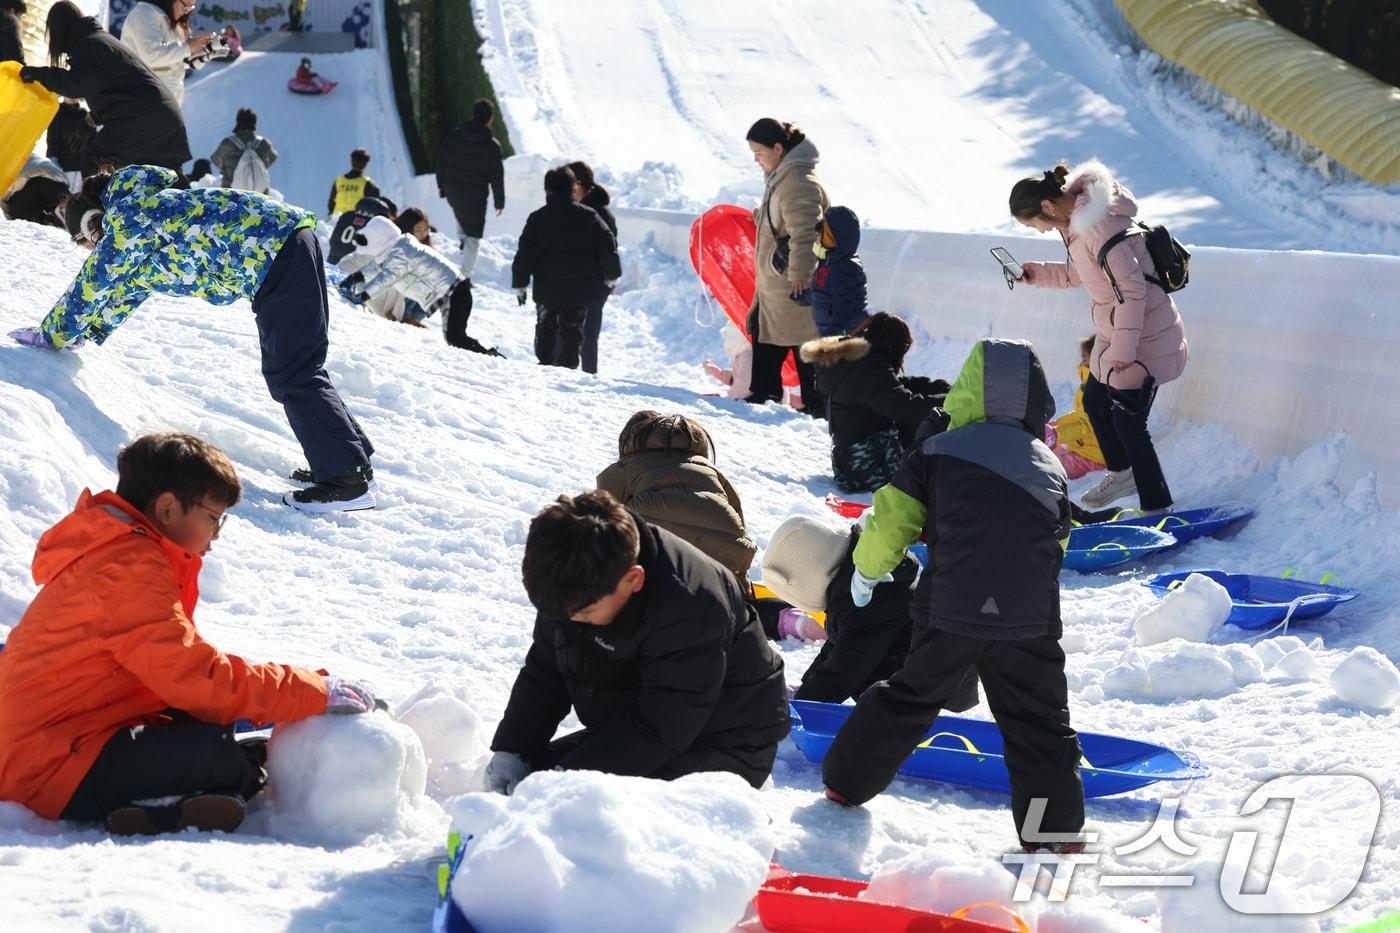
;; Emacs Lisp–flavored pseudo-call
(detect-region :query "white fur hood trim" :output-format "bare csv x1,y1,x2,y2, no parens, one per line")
1066,159,1138,237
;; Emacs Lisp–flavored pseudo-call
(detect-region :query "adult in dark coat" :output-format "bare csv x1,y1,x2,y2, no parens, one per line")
490,499,789,790
0,0,25,64
567,160,616,375
436,98,504,278
801,312,949,492
512,165,621,370
20,3,190,174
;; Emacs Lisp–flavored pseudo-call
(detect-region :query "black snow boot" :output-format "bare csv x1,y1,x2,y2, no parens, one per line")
284,465,376,513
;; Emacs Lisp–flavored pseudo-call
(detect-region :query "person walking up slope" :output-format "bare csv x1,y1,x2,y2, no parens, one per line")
512,165,620,370
820,338,1085,853
437,97,505,279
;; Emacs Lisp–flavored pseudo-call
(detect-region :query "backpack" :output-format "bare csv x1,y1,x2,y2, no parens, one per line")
229,136,270,194
1096,221,1190,304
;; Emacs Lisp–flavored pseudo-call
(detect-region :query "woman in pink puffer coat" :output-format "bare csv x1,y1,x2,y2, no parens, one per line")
1010,160,1189,515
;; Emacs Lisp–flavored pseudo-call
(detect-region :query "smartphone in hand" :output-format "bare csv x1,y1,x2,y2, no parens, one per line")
990,247,1024,290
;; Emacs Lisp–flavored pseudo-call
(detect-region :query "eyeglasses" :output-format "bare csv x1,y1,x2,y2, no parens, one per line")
187,501,228,532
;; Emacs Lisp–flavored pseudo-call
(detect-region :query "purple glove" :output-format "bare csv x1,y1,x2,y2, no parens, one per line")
323,676,377,714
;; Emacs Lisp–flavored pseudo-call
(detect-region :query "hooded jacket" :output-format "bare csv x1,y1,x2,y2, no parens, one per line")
0,490,328,819
800,335,946,448
436,119,505,239
750,138,829,347
596,414,757,581
1021,161,1189,392
490,519,789,786
21,18,190,172
854,338,1070,640
810,206,869,336
38,164,315,348
46,101,97,172
511,192,621,307
356,215,462,309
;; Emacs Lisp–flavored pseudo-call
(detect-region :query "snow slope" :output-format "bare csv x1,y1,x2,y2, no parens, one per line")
475,0,1398,253
182,47,417,214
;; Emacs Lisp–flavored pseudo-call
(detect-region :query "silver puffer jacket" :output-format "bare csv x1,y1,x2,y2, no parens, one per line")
362,235,462,310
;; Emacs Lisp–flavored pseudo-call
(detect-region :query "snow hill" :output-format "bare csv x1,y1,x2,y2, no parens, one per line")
2,0,1400,929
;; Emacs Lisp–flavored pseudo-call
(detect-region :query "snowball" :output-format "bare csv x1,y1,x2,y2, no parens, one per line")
1134,573,1232,646
1273,647,1320,681
448,770,774,933
1330,647,1400,712
1145,643,1236,699
395,685,489,796
1222,645,1266,686
1254,636,1306,669
266,712,428,845
859,844,1013,915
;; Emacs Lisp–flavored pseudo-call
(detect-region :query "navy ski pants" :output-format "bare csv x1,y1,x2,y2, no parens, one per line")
253,228,373,481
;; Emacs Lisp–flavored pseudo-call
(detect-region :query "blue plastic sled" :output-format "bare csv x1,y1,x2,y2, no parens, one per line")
1063,524,1176,573
1142,570,1358,630
432,832,479,933
1091,505,1254,544
789,700,1207,798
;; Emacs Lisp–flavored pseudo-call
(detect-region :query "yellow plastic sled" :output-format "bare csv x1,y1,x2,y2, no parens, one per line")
0,61,59,196
753,583,827,626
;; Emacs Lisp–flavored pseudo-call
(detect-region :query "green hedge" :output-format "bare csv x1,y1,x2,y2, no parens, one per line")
386,0,514,174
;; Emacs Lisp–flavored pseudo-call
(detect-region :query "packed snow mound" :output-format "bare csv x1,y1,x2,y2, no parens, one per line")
859,844,1025,921
266,712,429,845
445,770,774,933
1104,641,1263,701
395,683,490,797
1134,573,1233,645
1158,861,1320,932
1330,646,1400,712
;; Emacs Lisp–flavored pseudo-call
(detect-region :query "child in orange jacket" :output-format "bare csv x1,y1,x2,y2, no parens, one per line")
0,432,376,835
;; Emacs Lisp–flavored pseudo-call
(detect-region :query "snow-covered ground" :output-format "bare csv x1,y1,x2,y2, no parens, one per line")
3,0,1400,929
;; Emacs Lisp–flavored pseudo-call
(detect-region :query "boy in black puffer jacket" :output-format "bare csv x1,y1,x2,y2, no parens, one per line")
486,491,789,793
801,312,948,492
512,165,621,370
822,338,1085,853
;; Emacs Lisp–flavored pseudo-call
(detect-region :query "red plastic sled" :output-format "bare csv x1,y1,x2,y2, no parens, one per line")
757,867,1027,933
288,77,337,95
689,204,798,389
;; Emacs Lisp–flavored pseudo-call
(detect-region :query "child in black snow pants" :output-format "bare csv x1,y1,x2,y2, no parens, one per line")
821,338,1086,853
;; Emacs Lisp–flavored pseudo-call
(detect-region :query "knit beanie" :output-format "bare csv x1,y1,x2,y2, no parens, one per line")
761,515,852,613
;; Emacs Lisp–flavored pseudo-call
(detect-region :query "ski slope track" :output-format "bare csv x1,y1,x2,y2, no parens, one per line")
2,0,1400,929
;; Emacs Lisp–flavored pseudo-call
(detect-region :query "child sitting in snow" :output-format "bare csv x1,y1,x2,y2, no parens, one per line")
348,215,498,355
595,410,756,588
702,320,754,400
762,515,978,708
1046,334,1106,480
820,339,1086,853
0,432,377,835
810,206,870,337
486,491,789,793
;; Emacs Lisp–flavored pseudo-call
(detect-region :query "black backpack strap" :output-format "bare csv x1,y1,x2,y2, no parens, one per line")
1096,223,1145,304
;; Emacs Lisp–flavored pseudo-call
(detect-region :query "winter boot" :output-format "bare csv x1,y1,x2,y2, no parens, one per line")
1079,468,1136,509
290,464,378,497
106,793,246,836
284,465,375,513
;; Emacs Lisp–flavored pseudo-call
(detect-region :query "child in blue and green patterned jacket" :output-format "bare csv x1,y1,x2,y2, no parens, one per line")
9,165,377,513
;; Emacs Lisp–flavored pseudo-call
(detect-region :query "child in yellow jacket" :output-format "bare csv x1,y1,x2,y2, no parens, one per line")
1047,335,1105,479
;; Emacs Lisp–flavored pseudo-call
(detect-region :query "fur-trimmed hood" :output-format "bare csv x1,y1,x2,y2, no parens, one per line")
1065,160,1138,238
800,334,870,367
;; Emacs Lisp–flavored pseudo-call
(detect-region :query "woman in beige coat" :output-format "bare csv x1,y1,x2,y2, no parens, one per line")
1011,160,1189,515
745,118,829,411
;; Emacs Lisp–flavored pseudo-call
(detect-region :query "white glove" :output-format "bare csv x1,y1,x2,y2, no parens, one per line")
603,278,618,289
323,676,376,714
850,568,894,608
485,750,531,795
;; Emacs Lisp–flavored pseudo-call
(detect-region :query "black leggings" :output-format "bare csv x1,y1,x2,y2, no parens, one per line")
62,713,266,822
1081,374,1172,510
